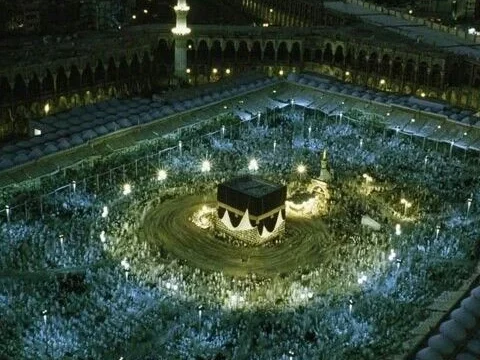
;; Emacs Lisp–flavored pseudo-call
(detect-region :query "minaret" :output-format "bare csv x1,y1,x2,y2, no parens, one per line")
171,0,191,80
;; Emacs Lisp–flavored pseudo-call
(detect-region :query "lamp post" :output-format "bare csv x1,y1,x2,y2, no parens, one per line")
178,140,183,156
221,125,225,138
198,305,203,328
273,140,277,154
5,205,10,223
435,224,440,240
72,180,76,193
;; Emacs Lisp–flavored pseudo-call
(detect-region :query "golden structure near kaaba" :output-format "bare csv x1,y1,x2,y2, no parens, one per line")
216,176,286,244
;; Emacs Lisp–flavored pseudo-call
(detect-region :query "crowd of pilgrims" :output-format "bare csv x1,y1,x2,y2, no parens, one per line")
0,108,479,359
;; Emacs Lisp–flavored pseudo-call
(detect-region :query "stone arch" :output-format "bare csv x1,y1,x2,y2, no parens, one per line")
187,39,195,66
158,64,168,77
334,45,344,65
43,70,55,94
314,48,322,62
345,48,354,67
30,102,41,116
0,77,11,104
357,50,367,70
277,42,289,63
251,41,262,62
28,74,41,98
379,54,390,77
95,60,106,83
13,74,27,101
84,90,93,104
237,41,249,63
224,41,236,63
95,88,105,102
158,39,173,64
118,57,130,80
130,54,140,77
391,57,403,80
367,52,378,73
142,51,151,75
404,59,416,83
56,66,68,93
70,94,81,107
82,64,94,86
323,43,333,63
197,40,209,64
303,48,312,62
430,64,442,88
211,40,222,64
264,41,275,62
447,63,460,86
57,96,68,111
69,65,81,88
291,42,301,63
106,57,117,83
107,86,117,97
417,61,428,86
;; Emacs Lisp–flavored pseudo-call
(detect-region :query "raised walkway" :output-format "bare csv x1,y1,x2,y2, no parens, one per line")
325,0,480,60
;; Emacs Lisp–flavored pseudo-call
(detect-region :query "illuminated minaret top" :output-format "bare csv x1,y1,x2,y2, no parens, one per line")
172,0,191,36
172,0,191,79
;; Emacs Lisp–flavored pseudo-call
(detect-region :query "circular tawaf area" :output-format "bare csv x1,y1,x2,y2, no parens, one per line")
139,194,336,277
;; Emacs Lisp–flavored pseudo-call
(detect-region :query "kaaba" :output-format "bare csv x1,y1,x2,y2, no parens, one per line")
216,176,286,244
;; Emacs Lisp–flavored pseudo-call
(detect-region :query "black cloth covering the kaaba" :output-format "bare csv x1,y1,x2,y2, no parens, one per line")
217,176,286,217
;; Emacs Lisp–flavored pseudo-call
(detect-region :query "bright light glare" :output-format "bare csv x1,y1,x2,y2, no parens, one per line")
101,206,109,218
201,160,211,173
44,103,50,114
225,68,231,75
388,249,396,261
400,198,412,208
123,184,132,195
357,274,367,284
100,231,106,243
297,164,306,174
395,223,402,235
157,169,167,181
362,173,373,182
248,159,259,172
